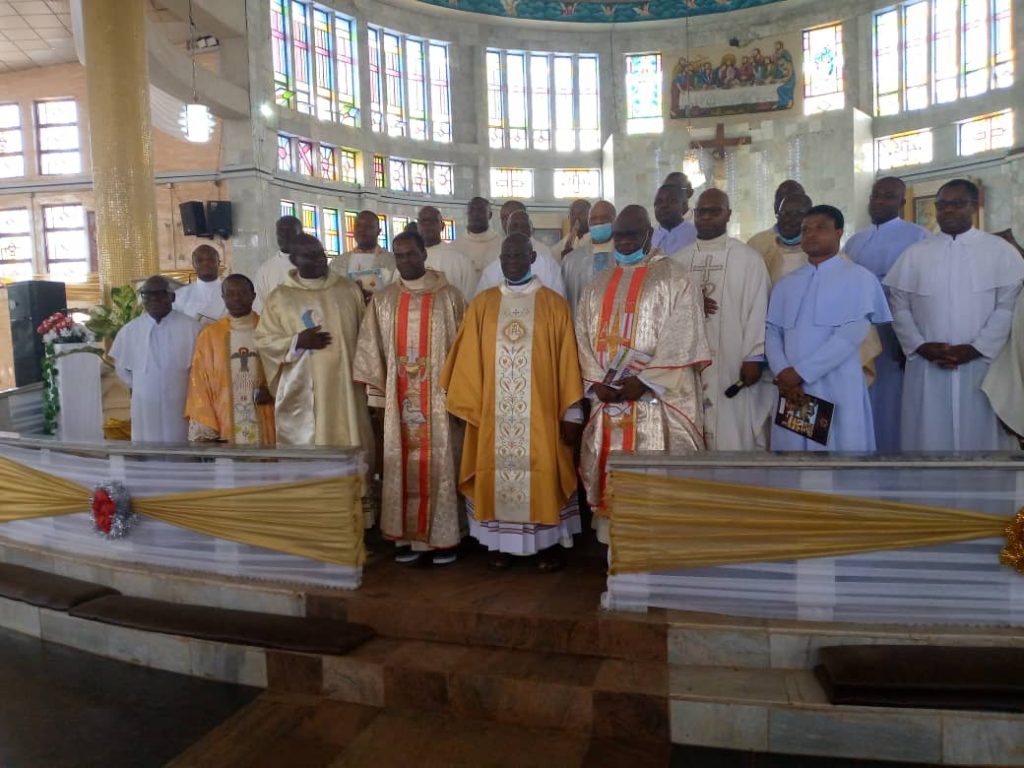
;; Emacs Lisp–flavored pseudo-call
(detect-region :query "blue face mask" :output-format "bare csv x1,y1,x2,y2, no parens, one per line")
506,270,533,286
614,237,648,265
590,222,613,243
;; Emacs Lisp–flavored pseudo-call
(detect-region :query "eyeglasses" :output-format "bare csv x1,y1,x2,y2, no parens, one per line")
934,199,974,210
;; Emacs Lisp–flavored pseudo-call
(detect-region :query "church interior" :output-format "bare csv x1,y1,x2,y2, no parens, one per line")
0,0,1022,765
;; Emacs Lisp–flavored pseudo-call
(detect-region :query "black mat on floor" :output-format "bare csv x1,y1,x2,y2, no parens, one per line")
0,563,119,611
815,645,1024,712
70,594,374,655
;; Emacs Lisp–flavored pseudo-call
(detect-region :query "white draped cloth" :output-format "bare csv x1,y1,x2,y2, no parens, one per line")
174,278,226,326
454,228,502,274
254,251,292,313
109,310,200,443
562,238,614,316
426,242,477,301
476,250,567,298
766,255,891,451
982,295,1024,438
844,217,929,453
885,228,1024,451
673,234,772,450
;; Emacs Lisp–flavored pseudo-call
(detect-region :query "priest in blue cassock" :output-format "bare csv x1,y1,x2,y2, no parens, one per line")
844,177,929,453
766,205,892,452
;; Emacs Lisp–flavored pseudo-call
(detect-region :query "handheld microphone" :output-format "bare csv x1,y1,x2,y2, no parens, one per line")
724,380,745,398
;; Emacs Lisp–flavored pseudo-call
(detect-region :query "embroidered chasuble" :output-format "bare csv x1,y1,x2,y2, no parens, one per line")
673,235,772,450
254,270,372,450
577,254,710,536
185,313,276,445
353,270,465,548
442,279,583,527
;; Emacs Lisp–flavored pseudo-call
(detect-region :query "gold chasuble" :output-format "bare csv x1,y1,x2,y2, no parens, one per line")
576,254,710,531
353,270,466,548
254,271,372,450
185,313,275,445
442,279,583,526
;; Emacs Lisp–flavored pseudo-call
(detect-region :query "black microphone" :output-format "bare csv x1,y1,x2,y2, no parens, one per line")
724,379,746,398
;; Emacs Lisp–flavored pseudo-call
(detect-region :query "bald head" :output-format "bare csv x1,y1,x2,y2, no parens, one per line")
774,180,805,213
466,196,492,234
354,210,381,250
417,206,443,247
500,200,527,233
663,171,694,200
612,205,653,260
568,199,591,235
499,232,536,283
694,188,732,241
868,176,907,225
276,215,302,252
191,244,221,282
506,209,533,238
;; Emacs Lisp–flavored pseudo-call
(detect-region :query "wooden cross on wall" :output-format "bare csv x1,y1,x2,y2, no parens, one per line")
689,123,751,187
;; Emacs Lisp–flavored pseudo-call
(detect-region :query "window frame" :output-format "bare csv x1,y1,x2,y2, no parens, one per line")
624,52,663,135
34,98,81,176
0,207,34,282
0,103,25,179
42,203,90,283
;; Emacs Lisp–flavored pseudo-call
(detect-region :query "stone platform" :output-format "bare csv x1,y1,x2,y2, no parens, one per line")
0,535,1022,765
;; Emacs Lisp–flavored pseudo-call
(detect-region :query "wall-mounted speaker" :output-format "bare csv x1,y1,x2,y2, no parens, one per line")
206,200,233,238
179,201,209,237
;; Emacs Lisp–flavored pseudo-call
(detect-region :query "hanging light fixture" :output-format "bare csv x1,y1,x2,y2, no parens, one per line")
179,0,215,143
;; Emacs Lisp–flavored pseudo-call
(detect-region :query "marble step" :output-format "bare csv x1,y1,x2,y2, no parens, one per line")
670,663,1024,766
266,636,670,742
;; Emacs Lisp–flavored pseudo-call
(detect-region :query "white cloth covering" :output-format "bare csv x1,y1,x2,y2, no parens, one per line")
982,295,1024,438
426,242,477,301
673,234,772,450
109,310,201,443
254,251,292,313
467,494,581,556
173,278,226,326
885,228,1024,451
476,251,567,298
766,254,891,451
844,217,929,453
454,228,503,274
562,238,614,316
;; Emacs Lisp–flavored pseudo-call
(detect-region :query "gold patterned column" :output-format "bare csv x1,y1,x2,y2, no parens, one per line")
82,0,159,299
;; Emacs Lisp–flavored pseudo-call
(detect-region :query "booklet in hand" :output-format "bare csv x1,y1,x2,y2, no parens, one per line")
602,345,653,389
774,391,834,446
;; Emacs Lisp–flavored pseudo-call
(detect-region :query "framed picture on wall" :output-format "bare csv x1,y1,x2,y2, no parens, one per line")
906,177,984,233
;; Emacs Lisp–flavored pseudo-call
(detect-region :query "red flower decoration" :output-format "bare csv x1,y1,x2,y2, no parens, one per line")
92,489,115,534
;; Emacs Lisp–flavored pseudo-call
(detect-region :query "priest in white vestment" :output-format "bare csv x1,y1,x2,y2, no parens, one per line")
844,177,929,453
885,180,1024,452
417,205,477,301
329,210,395,301
454,196,503,274
174,244,226,326
673,189,772,450
499,200,553,260
109,276,201,443
563,200,616,315
651,183,696,257
477,210,566,297
254,215,303,312
766,206,891,452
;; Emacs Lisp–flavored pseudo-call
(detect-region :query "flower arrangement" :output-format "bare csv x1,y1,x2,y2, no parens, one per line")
90,480,136,539
36,311,100,435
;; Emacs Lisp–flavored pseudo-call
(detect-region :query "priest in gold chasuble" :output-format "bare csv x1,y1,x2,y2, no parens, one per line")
254,234,372,453
354,231,467,565
576,205,711,544
443,233,584,571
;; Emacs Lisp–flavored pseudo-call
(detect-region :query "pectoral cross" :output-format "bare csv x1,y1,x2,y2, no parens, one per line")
691,251,725,298
231,347,257,372
690,122,751,187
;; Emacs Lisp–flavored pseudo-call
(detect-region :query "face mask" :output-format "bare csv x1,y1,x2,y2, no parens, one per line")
614,234,649,265
778,229,802,246
506,270,533,286
590,222,613,243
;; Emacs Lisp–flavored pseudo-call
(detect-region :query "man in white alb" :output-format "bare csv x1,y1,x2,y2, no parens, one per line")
499,200,553,260
254,215,303,312
417,205,477,301
174,244,226,327
562,200,616,315
454,196,502,276
476,210,566,297
330,210,395,302
552,199,591,263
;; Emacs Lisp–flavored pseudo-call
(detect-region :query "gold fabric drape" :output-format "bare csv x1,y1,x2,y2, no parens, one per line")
0,458,363,567
608,470,1010,575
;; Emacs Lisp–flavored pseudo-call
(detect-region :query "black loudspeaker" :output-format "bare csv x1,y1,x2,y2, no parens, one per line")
8,280,68,386
206,200,233,238
179,201,210,237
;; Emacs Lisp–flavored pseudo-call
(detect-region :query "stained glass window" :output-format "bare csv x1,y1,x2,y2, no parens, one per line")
625,53,662,134
368,27,384,133
297,139,315,176
270,3,358,124
43,204,89,283
553,169,602,199
392,216,410,235
873,0,1013,115
319,144,338,181
389,158,408,192
35,99,81,175
340,148,359,185
442,219,456,241
410,160,430,194
0,208,33,282
489,167,534,199
377,214,390,250
301,204,318,235
802,23,845,114
487,50,600,152
429,44,452,143
343,210,358,253
290,1,313,115
0,104,24,179
321,207,340,254
280,200,296,218
383,32,405,137
373,154,386,188
958,110,1014,155
407,39,427,141
433,162,453,196
875,128,934,170
277,134,294,172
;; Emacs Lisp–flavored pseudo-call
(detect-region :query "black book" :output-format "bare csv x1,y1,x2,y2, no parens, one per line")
774,392,834,446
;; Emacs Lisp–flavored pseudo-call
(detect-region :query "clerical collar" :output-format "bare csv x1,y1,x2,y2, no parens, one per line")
228,313,257,330
696,233,729,248
463,228,498,241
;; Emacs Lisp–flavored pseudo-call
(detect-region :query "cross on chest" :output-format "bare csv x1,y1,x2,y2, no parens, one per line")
231,347,257,372
691,251,725,296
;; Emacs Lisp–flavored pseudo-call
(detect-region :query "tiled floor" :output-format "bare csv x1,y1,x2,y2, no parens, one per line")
0,626,259,768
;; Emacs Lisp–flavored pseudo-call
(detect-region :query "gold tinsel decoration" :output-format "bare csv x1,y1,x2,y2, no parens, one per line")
999,510,1024,575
